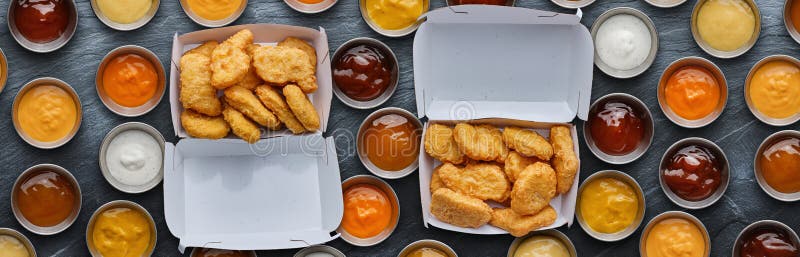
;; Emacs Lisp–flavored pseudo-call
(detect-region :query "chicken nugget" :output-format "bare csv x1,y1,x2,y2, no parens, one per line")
179,52,222,116
430,188,492,228
254,85,306,134
490,206,557,237
511,162,557,215
453,123,508,162
430,164,448,193
551,125,579,194
223,103,261,143
181,110,230,139
283,84,320,131
504,151,540,182
186,41,219,56
223,86,281,130
437,162,510,202
503,126,553,161
425,124,465,164
278,36,317,69
211,29,253,89
252,45,318,93
233,44,265,91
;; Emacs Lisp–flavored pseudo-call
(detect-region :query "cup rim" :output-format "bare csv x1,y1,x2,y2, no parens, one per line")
357,107,422,179
98,122,166,194
12,77,83,149
331,37,400,110
590,7,659,79
753,130,800,201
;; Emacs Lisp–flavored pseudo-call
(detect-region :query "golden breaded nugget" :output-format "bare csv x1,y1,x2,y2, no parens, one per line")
223,103,261,143
252,45,318,93
181,110,230,139
211,29,253,89
234,44,265,91
425,124,465,164
511,162,557,215
430,188,492,228
490,206,557,237
224,86,281,130
186,41,218,56
180,51,222,116
504,151,540,182
254,85,306,134
430,165,447,193
283,85,320,131
503,126,553,161
438,162,510,202
551,125,579,194
453,123,508,162
278,36,317,69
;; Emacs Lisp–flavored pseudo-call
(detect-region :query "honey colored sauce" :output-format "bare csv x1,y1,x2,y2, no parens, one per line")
760,137,800,193
363,114,420,171
15,170,76,227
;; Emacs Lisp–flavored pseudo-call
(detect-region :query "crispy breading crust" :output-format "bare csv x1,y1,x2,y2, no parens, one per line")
551,125,579,194
453,123,508,162
211,29,253,89
277,36,317,69
233,44,265,91
502,126,554,161
180,42,222,116
437,162,510,202
490,206,557,237
283,85,320,131
223,103,261,143
181,110,230,139
252,45,318,93
511,162,556,215
425,124,466,164
430,188,492,228
504,151,539,182
254,85,306,134
431,165,448,193
223,86,281,130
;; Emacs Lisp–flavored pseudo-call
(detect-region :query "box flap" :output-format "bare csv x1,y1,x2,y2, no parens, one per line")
163,135,342,252
413,6,592,122
169,24,332,138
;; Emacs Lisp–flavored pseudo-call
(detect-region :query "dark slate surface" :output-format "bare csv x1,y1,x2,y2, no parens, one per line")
0,0,798,256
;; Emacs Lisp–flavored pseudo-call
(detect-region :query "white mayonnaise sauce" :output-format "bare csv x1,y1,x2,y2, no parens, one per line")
595,14,652,71
105,129,162,186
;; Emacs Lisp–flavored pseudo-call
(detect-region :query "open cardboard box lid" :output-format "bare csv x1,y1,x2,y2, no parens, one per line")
413,6,593,122
169,24,332,138
163,135,343,252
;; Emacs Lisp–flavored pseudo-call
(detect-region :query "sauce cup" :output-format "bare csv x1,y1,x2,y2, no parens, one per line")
583,93,655,165
358,0,429,37
89,0,160,31
657,56,728,128
12,77,82,149
732,220,800,257
191,248,257,257
754,130,800,202
332,37,399,110
7,0,78,53
785,0,800,45
658,137,730,209
86,200,157,257
178,0,248,27
691,0,761,59
336,175,400,247
357,107,422,179
575,170,645,242
639,211,710,257
99,122,166,194
11,164,82,235
507,230,575,257
96,45,166,117
294,245,345,257
744,55,800,126
0,228,36,257
400,239,458,257
549,0,594,8
284,0,337,14
644,0,687,8
590,7,658,79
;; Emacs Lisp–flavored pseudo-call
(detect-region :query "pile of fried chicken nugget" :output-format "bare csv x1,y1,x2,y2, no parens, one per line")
179,29,321,143
424,123,579,237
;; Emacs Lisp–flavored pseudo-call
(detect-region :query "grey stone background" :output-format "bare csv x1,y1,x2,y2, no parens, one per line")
0,0,797,256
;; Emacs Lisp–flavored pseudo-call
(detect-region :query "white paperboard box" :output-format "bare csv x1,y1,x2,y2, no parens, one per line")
164,24,342,252
169,24,332,137
413,6,593,235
